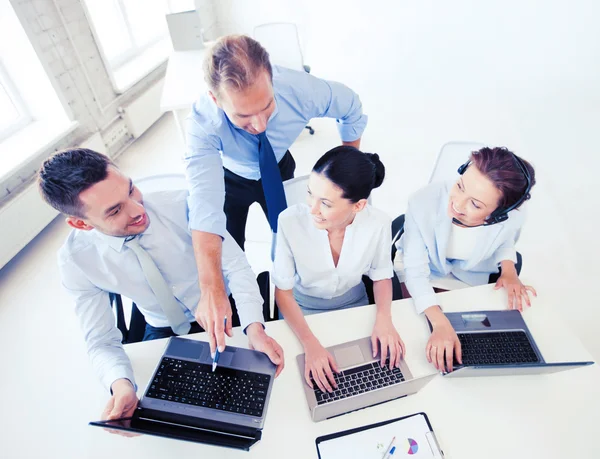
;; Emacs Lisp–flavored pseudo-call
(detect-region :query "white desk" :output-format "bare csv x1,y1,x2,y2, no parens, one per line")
160,49,207,139
82,285,599,458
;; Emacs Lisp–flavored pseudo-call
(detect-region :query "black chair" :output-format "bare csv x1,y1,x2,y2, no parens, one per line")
390,214,406,301
227,271,277,326
109,293,147,344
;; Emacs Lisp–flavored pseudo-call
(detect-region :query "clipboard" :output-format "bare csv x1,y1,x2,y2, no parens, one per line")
315,412,444,458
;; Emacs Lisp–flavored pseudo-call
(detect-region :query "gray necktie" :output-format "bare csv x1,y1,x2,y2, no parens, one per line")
125,237,191,335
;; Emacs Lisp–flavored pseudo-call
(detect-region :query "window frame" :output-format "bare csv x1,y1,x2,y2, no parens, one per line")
105,0,168,71
0,60,32,143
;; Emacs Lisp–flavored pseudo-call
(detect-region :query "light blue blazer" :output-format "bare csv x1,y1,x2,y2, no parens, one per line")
397,180,525,314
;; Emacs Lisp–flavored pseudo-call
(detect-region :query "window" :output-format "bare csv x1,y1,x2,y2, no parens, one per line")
0,62,31,143
0,1,74,177
84,0,173,93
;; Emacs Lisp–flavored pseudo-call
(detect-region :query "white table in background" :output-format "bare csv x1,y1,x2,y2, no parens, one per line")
160,49,207,139
83,284,600,458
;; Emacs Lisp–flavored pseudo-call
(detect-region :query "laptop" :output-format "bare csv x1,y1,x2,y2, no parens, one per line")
297,337,436,422
165,10,205,51
90,337,277,451
430,310,594,377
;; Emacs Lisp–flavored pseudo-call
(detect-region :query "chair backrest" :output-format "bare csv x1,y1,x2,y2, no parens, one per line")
283,174,310,207
428,141,486,184
253,22,305,71
135,173,188,194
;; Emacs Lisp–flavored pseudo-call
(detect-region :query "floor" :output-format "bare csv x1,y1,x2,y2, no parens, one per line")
1,57,599,457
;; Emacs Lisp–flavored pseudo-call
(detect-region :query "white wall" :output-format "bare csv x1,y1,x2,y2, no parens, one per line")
212,0,600,356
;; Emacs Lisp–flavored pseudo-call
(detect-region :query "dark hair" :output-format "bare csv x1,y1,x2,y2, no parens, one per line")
470,147,536,210
38,148,114,218
312,146,385,202
204,35,273,94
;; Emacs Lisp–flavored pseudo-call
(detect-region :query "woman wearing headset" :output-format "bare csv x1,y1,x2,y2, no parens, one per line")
273,146,405,394
395,146,536,373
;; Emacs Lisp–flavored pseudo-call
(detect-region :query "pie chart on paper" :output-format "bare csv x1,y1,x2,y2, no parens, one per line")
406,438,419,455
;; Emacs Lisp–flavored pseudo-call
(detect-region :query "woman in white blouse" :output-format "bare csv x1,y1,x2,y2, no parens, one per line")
396,146,537,373
273,146,405,394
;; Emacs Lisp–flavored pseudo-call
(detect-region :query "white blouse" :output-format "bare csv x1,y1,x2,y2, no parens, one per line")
273,203,393,299
446,223,485,260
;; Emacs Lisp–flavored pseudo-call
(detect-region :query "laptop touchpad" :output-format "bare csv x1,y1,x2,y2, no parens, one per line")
217,350,235,367
334,345,364,368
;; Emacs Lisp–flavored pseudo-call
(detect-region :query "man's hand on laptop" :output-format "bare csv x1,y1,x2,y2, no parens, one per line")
246,323,285,377
195,286,233,356
101,379,139,437
303,336,339,394
425,306,462,373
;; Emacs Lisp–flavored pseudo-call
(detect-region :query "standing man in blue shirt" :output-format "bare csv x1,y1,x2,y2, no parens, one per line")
38,148,284,421
186,35,368,357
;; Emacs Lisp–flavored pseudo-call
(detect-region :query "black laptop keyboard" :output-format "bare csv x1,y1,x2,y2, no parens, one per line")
457,331,540,366
313,360,405,405
145,357,271,417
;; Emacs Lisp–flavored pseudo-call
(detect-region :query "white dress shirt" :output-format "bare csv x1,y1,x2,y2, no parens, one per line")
58,190,264,391
273,204,393,299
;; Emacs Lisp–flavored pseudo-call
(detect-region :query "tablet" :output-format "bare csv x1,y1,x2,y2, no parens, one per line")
316,412,444,458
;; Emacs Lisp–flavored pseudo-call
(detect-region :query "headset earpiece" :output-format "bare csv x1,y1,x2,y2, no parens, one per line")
457,160,470,175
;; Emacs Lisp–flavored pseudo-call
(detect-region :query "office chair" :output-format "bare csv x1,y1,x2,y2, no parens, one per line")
428,141,486,184
109,293,147,344
253,22,315,136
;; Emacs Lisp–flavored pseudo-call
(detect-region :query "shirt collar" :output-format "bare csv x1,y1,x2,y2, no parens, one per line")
268,94,280,123
92,217,154,252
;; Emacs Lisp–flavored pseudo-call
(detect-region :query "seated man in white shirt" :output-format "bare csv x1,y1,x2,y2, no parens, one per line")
273,146,405,395
38,148,284,421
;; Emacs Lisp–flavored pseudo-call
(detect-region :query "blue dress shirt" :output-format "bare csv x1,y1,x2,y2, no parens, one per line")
58,190,265,391
183,65,368,237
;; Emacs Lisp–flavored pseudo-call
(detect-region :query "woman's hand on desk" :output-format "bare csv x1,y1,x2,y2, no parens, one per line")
303,337,340,394
494,273,537,312
425,306,462,373
371,313,406,370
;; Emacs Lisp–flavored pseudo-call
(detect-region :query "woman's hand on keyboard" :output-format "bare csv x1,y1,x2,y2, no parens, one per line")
371,313,406,370
425,306,462,373
303,337,340,393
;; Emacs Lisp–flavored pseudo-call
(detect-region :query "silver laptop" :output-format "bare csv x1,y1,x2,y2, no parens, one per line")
90,337,277,450
434,310,594,378
165,10,205,51
297,337,436,422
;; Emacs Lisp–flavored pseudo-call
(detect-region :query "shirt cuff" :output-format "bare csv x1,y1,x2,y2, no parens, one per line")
413,292,439,315
238,304,266,335
186,196,227,237
368,267,394,282
272,273,296,291
336,113,368,142
494,248,517,266
103,365,137,394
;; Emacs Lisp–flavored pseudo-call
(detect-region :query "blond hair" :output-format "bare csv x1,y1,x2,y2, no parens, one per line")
203,35,272,95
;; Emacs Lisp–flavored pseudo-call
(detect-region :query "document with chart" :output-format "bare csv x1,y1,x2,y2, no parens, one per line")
316,412,444,459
